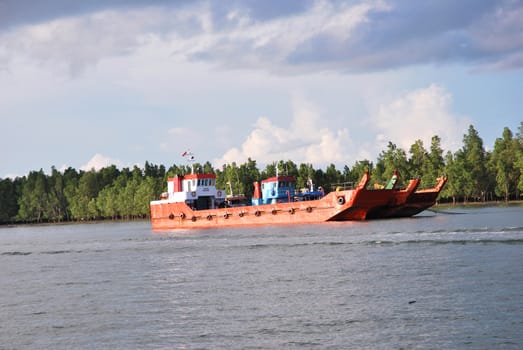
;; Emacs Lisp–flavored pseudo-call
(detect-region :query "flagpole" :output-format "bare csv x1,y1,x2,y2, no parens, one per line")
182,150,195,174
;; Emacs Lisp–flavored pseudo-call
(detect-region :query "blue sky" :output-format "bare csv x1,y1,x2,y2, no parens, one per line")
1,0,522,178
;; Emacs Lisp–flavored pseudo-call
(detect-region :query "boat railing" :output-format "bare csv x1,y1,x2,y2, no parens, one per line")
330,182,355,191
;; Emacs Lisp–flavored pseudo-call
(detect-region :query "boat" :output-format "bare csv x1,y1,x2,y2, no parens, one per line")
149,169,446,230
150,171,367,229
380,176,448,218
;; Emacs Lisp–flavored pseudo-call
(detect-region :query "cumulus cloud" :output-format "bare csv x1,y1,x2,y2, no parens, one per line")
214,95,355,168
80,153,123,171
371,84,470,153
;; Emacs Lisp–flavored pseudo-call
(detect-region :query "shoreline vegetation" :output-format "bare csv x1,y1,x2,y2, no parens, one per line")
1,123,523,226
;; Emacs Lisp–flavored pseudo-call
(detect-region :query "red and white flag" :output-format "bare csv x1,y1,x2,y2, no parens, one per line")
182,150,195,160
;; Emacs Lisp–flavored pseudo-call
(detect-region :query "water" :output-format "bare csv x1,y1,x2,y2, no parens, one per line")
1,206,523,349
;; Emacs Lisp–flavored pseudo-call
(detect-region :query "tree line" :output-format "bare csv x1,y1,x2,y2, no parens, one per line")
1,123,522,224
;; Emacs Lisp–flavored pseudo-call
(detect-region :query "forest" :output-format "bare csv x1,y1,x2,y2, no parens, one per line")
1,123,523,224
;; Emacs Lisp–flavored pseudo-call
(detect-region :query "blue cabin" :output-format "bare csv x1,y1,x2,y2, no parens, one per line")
252,176,296,205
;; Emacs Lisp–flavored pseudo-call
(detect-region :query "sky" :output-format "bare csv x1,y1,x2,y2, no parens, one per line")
1,0,522,178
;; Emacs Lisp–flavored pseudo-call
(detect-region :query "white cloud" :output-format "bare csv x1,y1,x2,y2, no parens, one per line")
2,0,522,76
0,4,212,75
0,1,391,76
371,84,470,153
214,95,355,168
80,153,123,171
182,0,389,72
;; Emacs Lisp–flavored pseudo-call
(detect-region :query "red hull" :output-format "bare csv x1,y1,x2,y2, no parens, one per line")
151,189,361,230
150,173,447,230
365,178,421,219
385,177,448,218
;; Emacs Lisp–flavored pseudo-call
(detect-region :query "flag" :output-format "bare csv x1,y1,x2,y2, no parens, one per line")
182,150,195,160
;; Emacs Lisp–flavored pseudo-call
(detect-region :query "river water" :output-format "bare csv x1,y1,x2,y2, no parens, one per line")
1,206,523,349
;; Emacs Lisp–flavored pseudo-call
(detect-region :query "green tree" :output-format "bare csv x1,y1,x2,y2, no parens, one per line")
374,142,410,187
144,161,165,179
489,127,521,201
17,170,49,222
442,151,470,203
96,185,119,219
297,163,315,191
350,160,373,185
237,158,260,198
261,163,277,179
0,178,20,223
423,135,445,188
44,167,70,222
461,125,488,201
68,170,101,220
218,162,241,196
409,139,427,177
99,165,121,189
119,177,140,219
324,163,341,191
135,177,157,217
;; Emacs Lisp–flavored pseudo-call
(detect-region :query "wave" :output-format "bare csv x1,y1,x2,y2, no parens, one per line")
1,251,32,256
41,250,75,255
1,249,110,256
408,227,523,235
368,239,523,245
247,241,349,250
242,237,523,250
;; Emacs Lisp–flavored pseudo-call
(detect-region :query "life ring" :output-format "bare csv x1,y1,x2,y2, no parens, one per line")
255,210,261,217
239,212,244,217
191,191,196,197
306,207,312,213
168,213,175,220
271,209,277,215
180,213,186,219
207,215,213,220
288,208,295,214
217,190,222,197
337,196,345,205
223,213,229,219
